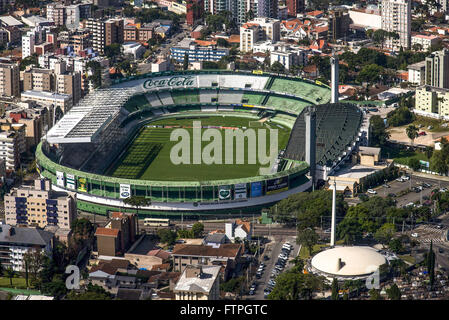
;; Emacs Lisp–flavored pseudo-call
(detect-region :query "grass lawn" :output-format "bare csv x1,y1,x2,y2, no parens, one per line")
299,244,328,260
0,277,29,289
412,116,449,133
381,145,429,165
108,115,291,181
398,255,416,265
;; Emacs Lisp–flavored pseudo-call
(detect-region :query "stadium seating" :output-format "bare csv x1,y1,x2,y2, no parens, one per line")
218,90,243,104
270,78,330,104
171,90,200,104
284,103,362,167
218,75,269,90
157,91,174,105
145,93,162,107
199,90,218,103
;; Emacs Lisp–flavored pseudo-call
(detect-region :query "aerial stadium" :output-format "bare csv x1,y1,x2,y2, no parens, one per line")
35,70,365,218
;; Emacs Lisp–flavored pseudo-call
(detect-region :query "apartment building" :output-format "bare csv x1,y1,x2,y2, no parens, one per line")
22,63,82,105
170,38,229,62
46,3,66,26
411,34,440,51
4,179,77,230
0,62,20,98
425,49,449,89
174,265,221,300
86,18,124,54
414,85,449,119
21,90,72,113
95,212,138,257
286,0,304,17
0,106,49,150
0,225,54,272
381,0,411,50
240,17,280,52
186,0,204,26
328,9,350,43
0,123,25,170
407,60,425,85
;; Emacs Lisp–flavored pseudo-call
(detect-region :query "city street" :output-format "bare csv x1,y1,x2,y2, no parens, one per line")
245,235,300,300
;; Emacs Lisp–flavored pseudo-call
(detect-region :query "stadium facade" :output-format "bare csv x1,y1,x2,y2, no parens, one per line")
36,70,365,218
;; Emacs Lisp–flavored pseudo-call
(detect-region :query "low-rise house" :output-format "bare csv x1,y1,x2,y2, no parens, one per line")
225,219,252,242
171,243,243,280
174,265,221,300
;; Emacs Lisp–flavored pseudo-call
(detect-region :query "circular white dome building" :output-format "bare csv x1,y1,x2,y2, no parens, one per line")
310,246,386,279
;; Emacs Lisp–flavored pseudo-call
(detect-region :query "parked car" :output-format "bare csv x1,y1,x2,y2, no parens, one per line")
387,193,396,197
401,175,410,181
411,233,419,238
249,289,255,295
396,177,404,182
418,131,427,136
367,189,377,194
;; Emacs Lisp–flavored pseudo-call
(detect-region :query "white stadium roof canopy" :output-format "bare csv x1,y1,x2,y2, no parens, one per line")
46,88,136,144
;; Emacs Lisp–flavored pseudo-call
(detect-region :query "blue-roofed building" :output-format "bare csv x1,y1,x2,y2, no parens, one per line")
170,38,229,63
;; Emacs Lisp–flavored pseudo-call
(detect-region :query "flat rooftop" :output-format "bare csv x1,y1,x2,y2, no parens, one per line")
331,164,383,180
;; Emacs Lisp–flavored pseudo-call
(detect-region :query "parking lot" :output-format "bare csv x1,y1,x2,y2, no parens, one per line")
366,175,449,207
245,235,300,300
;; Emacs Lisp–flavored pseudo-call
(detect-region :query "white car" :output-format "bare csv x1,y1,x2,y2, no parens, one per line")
401,176,410,181
367,189,377,194
411,233,419,238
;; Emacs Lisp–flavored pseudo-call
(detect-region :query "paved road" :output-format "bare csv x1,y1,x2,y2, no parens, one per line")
245,235,300,300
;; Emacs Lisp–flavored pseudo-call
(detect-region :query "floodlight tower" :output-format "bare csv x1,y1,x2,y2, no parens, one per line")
330,178,337,247
305,106,316,189
331,52,339,104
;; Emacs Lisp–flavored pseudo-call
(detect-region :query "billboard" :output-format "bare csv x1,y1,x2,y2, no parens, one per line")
250,181,263,198
120,184,131,199
56,171,65,187
218,185,231,200
266,176,288,195
66,174,76,190
234,183,247,200
77,177,88,193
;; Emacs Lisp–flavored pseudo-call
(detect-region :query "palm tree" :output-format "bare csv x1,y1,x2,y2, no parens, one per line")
5,267,15,287
406,125,419,145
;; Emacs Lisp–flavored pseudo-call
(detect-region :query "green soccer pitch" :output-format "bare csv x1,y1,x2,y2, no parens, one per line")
106,115,292,181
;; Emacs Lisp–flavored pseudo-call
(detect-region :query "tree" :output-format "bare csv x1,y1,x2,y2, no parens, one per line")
406,125,419,145
425,146,434,159
23,248,45,287
408,158,420,171
191,222,204,238
427,240,435,288
389,238,404,253
4,267,15,287
104,43,121,60
216,37,228,48
157,228,177,246
357,64,384,84
430,150,448,175
370,115,390,146
66,283,112,300
41,280,68,299
331,278,339,300
386,283,401,300
270,61,285,73
123,196,151,217
369,288,382,300
268,271,325,300
374,223,396,247
183,52,189,70
297,228,319,256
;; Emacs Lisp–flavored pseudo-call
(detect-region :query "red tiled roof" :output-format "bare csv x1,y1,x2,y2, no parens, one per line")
95,227,120,237
172,243,242,258
147,249,171,260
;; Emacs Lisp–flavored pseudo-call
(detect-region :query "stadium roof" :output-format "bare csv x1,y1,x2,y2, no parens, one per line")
311,246,386,277
45,88,136,144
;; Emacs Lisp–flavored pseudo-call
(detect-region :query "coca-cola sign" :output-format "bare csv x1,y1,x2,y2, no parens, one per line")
143,76,196,90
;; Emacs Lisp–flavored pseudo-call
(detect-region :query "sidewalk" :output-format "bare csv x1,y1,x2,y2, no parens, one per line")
411,171,449,183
